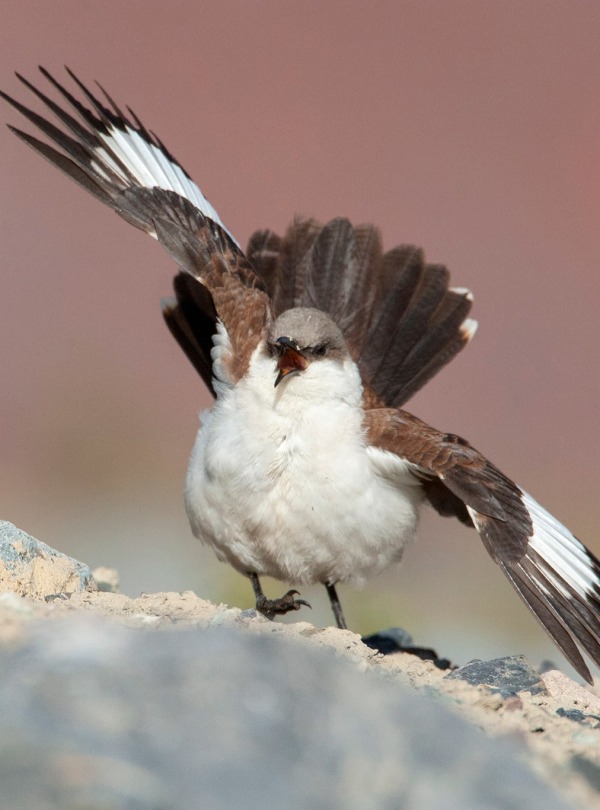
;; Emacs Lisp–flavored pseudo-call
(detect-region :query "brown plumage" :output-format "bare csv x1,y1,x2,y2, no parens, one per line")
151,201,270,384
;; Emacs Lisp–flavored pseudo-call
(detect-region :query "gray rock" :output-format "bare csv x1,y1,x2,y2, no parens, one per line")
445,654,546,697
556,707,600,726
0,521,95,598
362,626,453,669
91,565,120,593
0,616,572,810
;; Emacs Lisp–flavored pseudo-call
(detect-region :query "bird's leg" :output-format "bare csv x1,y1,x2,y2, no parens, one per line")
248,572,311,619
325,582,347,630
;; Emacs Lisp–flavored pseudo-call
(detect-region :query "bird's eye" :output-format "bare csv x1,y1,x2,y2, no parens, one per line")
312,343,327,357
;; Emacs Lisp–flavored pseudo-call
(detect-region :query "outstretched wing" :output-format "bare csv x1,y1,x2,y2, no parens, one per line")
248,217,477,409
1,68,270,386
365,408,600,684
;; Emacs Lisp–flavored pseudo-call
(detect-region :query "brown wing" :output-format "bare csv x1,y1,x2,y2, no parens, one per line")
365,408,600,684
149,194,270,384
2,68,271,386
248,218,476,409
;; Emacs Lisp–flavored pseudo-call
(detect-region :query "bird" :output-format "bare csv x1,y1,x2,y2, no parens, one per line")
3,68,600,683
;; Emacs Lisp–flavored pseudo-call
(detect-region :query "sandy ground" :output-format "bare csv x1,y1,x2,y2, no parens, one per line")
0,519,599,807
0,583,599,808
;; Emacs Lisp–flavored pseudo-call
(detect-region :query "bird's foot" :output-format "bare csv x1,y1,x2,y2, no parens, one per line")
248,573,311,620
255,589,311,620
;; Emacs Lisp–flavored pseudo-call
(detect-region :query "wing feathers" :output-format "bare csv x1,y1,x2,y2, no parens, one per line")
500,561,592,682
365,407,600,682
161,274,217,397
7,126,114,204
3,68,234,241
151,204,270,384
4,68,271,386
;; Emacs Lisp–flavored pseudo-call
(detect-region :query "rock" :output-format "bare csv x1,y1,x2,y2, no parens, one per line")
0,616,572,810
361,626,453,670
556,708,600,727
92,566,120,593
0,521,95,599
541,669,600,714
444,654,546,697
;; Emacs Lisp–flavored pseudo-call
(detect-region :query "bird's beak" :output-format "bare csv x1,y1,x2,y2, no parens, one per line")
274,337,308,387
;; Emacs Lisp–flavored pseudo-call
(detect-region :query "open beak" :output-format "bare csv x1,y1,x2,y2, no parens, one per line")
274,337,308,387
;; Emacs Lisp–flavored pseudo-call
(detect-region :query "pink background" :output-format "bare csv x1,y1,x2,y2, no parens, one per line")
2,1,600,672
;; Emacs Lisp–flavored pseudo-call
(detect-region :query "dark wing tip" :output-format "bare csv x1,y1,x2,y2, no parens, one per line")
471,488,600,684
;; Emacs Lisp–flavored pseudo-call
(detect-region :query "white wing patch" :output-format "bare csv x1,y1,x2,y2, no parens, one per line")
96,121,236,244
524,492,599,602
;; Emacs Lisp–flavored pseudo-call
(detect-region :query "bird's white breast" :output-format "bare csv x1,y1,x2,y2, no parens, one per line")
184,347,424,587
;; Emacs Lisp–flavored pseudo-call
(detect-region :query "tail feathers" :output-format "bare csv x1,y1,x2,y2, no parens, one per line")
364,279,476,406
246,229,283,297
247,217,476,408
273,217,322,312
303,219,385,351
338,224,384,348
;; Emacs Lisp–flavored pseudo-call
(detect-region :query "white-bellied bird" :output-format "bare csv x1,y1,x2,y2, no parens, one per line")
3,68,600,682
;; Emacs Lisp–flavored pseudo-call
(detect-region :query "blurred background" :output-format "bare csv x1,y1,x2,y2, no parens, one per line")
2,1,600,676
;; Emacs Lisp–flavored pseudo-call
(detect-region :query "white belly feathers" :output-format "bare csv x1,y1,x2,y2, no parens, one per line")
184,349,423,587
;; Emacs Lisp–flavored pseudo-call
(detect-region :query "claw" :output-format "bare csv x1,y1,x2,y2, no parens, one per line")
255,588,312,619
285,589,312,609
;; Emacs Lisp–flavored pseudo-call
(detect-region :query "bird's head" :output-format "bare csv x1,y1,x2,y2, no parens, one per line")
266,308,361,405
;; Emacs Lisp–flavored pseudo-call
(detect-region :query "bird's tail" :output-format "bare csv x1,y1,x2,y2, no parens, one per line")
248,217,477,408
